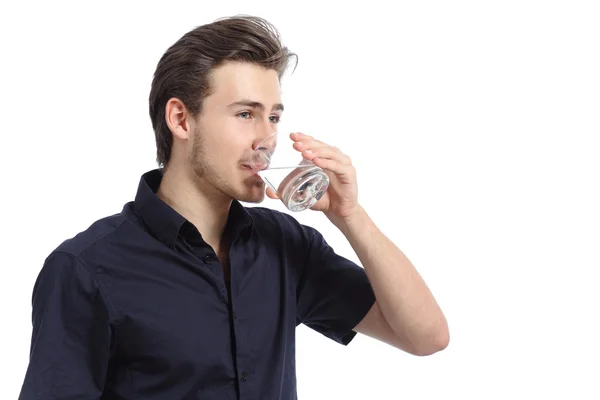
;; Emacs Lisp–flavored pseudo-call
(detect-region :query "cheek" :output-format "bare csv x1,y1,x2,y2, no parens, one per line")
207,143,245,172
207,121,254,163
221,135,252,158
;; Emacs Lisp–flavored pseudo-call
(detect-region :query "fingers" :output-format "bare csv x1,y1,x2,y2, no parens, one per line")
291,133,352,165
289,133,354,180
301,145,353,166
312,156,353,177
291,132,329,150
266,186,279,199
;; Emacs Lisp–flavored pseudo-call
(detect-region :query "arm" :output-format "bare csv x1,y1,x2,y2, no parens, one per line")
329,206,450,356
287,131,448,355
18,252,113,400
287,213,376,347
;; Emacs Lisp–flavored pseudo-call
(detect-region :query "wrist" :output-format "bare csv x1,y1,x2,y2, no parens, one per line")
327,204,369,234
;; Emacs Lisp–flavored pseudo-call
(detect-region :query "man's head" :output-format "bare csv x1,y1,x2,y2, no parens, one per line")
149,15,297,203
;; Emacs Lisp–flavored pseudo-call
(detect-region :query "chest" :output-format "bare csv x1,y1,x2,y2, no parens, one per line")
107,241,297,372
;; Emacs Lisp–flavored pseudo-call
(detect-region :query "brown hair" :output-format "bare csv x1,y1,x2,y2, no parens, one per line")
148,15,298,168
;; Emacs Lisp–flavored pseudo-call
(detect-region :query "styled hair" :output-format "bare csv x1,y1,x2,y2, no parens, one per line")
148,15,298,168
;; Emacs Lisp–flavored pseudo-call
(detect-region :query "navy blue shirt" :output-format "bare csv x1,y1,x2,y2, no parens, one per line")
18,169,376,400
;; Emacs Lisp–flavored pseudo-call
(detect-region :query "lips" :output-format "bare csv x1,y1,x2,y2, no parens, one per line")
242,165,261,178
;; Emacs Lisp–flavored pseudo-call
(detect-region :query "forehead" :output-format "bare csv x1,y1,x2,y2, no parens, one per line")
206,61,282,106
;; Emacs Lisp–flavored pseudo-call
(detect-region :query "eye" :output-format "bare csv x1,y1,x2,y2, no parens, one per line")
270,115,281,123
238,111,252,119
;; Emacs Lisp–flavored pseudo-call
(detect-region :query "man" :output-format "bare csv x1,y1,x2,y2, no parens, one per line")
19,15,449,400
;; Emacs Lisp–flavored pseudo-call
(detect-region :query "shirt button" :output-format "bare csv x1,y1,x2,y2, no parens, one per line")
203,255,213,264
241,372,248,381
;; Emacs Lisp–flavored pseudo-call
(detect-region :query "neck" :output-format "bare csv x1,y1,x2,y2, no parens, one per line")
156,165,231,250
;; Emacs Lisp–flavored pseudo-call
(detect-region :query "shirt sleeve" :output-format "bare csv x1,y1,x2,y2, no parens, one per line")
18,251,113,400
290,219,377,346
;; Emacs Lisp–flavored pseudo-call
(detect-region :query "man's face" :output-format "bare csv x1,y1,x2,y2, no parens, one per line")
188,61,284,204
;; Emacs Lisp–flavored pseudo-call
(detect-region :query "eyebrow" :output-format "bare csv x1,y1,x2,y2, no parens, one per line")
227,99,284,112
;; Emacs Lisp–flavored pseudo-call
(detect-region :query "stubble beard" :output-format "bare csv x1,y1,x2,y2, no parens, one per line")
190,127,265,204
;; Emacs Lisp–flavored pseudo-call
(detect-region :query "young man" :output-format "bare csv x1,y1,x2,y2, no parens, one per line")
18,15,449,400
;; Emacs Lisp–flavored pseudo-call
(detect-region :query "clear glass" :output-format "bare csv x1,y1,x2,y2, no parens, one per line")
250,132,329,212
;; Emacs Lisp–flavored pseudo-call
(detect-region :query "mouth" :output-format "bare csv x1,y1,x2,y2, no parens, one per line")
242,164,261,177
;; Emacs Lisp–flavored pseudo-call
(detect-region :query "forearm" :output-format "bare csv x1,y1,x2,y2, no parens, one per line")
329,205,449,353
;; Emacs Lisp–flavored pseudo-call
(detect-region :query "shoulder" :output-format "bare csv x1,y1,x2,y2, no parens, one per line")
245,206,327,250
246,206,315,236
31,205,137,308
246,206,297,228
49,202,138,270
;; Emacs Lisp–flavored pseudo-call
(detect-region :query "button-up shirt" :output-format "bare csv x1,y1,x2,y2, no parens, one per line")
18,168,376,399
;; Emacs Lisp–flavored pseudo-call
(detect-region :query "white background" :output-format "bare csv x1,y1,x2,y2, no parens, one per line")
1,1,599,398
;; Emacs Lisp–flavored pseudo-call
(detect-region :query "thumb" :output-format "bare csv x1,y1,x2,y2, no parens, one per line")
266,187,279,199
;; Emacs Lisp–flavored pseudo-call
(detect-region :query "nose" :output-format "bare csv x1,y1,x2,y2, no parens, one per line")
252,121,278,151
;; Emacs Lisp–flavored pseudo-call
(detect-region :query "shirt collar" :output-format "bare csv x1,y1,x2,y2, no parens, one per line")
133,169,254,248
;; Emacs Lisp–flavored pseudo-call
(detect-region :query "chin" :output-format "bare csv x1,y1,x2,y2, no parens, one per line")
232,178,266,204
236,192,265,204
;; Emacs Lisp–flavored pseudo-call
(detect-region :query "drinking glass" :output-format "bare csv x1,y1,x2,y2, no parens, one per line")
249,132,329,212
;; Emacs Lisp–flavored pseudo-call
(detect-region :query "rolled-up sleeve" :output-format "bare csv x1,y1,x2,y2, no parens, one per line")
19,251,113,400
291,219,376,346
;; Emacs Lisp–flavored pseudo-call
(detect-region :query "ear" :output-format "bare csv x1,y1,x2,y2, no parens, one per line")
165,98,193,140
